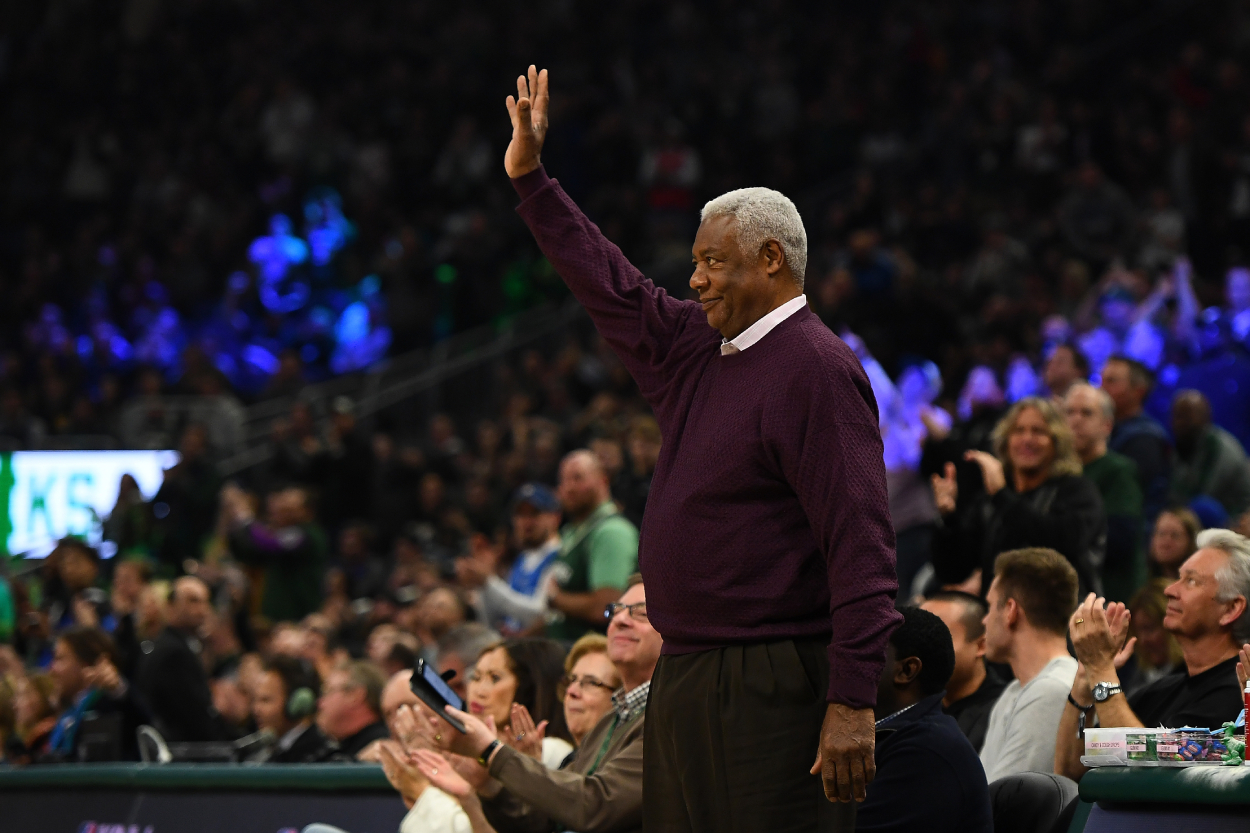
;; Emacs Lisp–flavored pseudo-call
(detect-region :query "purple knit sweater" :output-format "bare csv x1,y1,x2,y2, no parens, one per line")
514,168,901,708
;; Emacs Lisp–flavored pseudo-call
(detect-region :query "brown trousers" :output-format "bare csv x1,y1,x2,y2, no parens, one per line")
643,639,857,832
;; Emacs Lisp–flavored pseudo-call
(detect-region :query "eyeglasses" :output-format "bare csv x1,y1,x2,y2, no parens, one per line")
604,601,648,623
560,674,616,693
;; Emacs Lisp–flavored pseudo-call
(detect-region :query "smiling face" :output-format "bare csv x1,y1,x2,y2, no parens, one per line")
605,583,662,680
1006,406,1055,478
466,646,518,729
690,215,781,341
562,651,621,744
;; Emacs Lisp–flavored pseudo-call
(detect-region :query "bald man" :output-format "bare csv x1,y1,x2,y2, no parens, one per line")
136,576,226,741
547,450,639,640
1170,389,1250,518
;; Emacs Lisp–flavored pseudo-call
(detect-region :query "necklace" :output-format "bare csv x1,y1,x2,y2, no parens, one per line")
875,701,919,728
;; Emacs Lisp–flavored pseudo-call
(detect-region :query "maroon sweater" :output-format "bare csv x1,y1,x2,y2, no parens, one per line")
514,168,901,708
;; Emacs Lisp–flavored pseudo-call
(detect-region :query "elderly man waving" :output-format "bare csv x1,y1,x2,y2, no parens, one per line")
501,67,900,832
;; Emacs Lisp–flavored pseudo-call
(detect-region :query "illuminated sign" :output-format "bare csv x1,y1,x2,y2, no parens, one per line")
1,451,179,558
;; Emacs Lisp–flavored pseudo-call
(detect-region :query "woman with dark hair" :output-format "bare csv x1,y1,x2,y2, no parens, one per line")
44,626,149,761
1147,506,1201,579
466,637,573,769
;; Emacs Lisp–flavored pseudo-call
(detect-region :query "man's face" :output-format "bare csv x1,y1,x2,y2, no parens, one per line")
982,579,1012,663
171,580,211,631
1044,348,1080,396
59,549,98,592
253,670,292,735
317,670,363,740
1007,406,1055,477
689,214,777,340
1171,397,1208,452
1163,548,1239,639
922,599,984,691
512,505,559,549
606,584,662,677
1100,361,1137,417
1063,387,1110,457
557,455,604,518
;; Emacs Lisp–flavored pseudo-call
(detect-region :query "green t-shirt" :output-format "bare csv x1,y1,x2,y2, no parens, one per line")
548,501,639,641
1084,451,1143,519
1084,450,1144,603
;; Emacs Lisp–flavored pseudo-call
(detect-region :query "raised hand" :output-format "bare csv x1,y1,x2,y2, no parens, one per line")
411,748,474,799
963,450,1006,495
508,703,547,760
1237,644,1250,692
930,462,958,515
504,66,550,178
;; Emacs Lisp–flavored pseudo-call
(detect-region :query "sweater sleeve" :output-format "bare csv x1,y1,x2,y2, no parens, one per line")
512,167,711,414
771,336,902,708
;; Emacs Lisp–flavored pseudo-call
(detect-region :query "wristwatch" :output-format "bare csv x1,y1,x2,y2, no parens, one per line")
1092,682,1123,703
477,739,501,768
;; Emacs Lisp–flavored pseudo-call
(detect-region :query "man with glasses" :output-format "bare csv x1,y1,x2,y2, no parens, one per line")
433,575,660,833
317,660,389,759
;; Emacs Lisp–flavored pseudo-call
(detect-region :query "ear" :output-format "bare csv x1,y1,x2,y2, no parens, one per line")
1219,595,1247,630
1004,597,1020,630
894,656,922,687
760,239,785,277
973,633,987,660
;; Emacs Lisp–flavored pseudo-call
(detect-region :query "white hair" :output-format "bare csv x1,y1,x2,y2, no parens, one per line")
700,187,808,287
1065,382,1115,422
1196,528,1250,644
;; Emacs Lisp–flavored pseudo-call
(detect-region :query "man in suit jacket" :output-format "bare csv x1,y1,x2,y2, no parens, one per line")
135,576,225,742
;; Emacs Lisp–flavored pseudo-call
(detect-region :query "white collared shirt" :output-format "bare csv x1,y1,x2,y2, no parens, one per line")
721,294,808,353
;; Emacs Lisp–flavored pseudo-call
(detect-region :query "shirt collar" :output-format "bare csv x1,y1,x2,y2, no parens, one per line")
722,294,807,353
611,681,650,722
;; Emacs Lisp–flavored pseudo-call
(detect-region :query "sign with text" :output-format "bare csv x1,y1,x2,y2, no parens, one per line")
0,451,179,558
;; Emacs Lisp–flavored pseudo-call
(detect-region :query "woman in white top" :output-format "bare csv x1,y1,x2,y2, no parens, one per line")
466,639,574,769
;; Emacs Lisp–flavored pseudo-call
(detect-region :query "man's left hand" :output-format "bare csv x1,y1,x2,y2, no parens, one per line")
810,703,876,803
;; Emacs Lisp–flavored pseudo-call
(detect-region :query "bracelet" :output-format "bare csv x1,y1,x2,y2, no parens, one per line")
1067,693,1094,711
477,740,500,768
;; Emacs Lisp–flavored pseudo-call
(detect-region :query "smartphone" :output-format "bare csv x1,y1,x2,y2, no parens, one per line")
410,658,468,733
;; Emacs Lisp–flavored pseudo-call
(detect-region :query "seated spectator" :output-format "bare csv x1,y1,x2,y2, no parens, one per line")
1063,382,1144,602
335,521,387,603
931,397,1106,596
466,639,573,769
979,548,1080,782
415,586,469,647
211,667,255,738
43,538,111,634
249,655,341,763
1148,507,1201,579
411,575,659,833
318,660,389,759
45,627,149,761
135,576,225,742
560,634,622,746
856,607,992,833
1170,389,1250,519
226,485,328,624
109,558,153,679
547,450,639,641
1056,529,1249,780
1121,579,1184,694
1043,343,1089,402
5,673,57,764
437,624,504,702
459,484,563,634
1102,356,1172,520
921,591,1006,752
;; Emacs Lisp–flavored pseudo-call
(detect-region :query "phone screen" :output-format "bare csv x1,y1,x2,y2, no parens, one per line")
419,660,465,712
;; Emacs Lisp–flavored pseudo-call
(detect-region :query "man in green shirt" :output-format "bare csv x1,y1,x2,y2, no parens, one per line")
547,450,639,641
1064,383,1144,602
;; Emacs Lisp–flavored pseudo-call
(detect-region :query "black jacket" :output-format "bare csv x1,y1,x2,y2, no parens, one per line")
858,692,993,833
932,474,1106,596
135,626,225,742
267,723,344,763
337,720,390,759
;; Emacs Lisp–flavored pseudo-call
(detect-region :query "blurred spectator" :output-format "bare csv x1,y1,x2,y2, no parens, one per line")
5,673,57,764
108,558,153,679
227,485,328,624
465,639,572,770
42,538,109,635
547,451,639,641
460,484,562,634
560,634,621,746
103,475,155,559
436,623,503,703
151,423,222,571
1148,507,1202,579
1102,357,1173,520
249,655,340,763
1169,389,1250,518
1064,383,1145,602
1058,163,1138,267
931,398,1106,596
856,607,992,833
1122,579,1184,695
135,576,225,742
45,626,149,761
1043,343,1090,403
1057,529,1249,779
978,548,1079,783
318,660,389,759
921,592,1005,754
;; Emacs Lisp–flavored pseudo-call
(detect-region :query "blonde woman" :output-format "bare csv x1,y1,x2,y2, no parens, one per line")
931,396,1106,596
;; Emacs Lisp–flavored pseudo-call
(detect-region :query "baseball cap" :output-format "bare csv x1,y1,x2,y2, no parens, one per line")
511,483,560,514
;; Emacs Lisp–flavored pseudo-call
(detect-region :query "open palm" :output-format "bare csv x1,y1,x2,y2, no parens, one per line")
504,66,549,178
